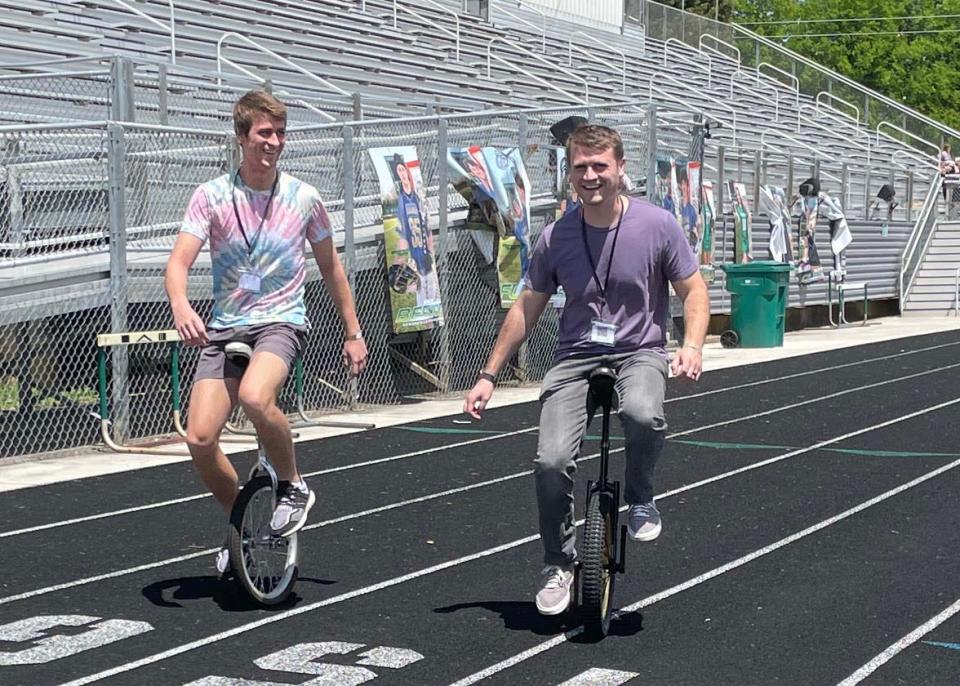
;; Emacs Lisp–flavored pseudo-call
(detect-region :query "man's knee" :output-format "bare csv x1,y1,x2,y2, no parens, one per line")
186,426,220,454
237,385,276,421
618,395,666,432
535,436,577,478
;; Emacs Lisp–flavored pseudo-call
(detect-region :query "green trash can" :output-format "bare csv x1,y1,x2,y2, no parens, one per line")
721,261,792,347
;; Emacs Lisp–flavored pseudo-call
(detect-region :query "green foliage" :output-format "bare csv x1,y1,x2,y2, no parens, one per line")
658,0,736,22
732,0,960,132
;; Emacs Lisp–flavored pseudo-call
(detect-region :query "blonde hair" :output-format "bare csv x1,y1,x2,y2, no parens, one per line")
233,90,287,137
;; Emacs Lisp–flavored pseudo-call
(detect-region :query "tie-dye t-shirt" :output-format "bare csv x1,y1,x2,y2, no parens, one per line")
180,172,332,329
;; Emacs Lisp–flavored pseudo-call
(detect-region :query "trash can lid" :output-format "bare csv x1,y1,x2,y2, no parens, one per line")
720,260,794,274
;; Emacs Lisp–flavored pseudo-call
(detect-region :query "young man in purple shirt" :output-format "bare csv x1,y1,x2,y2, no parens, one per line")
464,125,709,616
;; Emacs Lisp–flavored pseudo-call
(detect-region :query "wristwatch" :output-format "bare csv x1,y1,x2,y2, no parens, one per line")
345,331,364,341
477,370,497,385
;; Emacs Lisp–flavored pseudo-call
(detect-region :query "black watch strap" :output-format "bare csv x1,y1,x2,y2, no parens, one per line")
477,370,496,385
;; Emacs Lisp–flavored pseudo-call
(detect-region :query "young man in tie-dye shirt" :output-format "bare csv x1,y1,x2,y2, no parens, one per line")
165,91,367,573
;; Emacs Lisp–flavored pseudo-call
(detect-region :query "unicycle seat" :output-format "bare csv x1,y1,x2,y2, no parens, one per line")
225,341,254,366
588,367,617,408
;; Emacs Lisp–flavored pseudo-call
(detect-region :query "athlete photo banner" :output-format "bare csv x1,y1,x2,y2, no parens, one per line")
684,160,702,257
728,181,753,264
700,179,716,283
655,155,684,224
759,185,794,264
369,146,444,334
447,145,532,308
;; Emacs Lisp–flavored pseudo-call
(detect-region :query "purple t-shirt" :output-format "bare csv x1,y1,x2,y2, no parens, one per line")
525,197,698,361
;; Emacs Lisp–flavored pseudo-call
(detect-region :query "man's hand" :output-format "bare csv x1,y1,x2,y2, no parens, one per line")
671,346,702,381
342,338,368,377
172,302,208,346
464,379,494,420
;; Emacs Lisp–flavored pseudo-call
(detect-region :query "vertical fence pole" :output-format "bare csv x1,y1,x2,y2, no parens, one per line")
753,149,761,213
158,63,169,126
516,113,529,380
437,116,451,392
107,123,130,442
647,104,657,203
341,125,358,409
906,170,914,222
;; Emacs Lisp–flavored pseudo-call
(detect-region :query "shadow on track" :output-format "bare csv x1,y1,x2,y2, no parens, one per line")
142,575,335,612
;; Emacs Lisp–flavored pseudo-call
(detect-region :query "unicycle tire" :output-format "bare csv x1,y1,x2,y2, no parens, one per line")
580,492,614,639
228,475,299,605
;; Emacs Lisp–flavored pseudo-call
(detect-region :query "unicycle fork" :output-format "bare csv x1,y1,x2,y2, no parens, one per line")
223,341,299,605
577,366,627,639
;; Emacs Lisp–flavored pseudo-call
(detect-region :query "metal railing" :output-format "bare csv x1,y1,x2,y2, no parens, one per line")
486,37,589,104
816,91,860,125
394,0,461,62
899,174,943,308
568,30,626,94
216,32,345,122
491,0,546,52
111,0,176,64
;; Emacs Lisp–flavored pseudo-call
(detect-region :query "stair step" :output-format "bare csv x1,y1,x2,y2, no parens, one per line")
906,292,958,302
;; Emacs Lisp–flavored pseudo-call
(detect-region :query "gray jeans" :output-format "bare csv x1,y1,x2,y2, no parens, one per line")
535,350,668,566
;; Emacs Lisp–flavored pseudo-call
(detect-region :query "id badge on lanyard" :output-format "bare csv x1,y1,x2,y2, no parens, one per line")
237,268,262,293
590,318,617,346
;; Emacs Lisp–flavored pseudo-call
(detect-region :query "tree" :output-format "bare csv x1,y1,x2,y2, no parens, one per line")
732,0,960,133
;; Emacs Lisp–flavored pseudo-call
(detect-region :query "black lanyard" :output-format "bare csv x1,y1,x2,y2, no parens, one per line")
231,170,279,256
580,197,625,309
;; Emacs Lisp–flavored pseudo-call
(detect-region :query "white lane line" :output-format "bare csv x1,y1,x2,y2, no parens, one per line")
4,347,953,540
448,445,960,686
0,428,538,539
675,340,960,403
4,370,956,606
57,398,960,686
836,597,960,685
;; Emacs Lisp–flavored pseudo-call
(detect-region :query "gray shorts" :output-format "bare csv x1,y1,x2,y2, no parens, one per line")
193,323,306,382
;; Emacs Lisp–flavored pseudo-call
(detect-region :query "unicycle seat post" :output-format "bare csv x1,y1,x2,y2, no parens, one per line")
588,367,617,487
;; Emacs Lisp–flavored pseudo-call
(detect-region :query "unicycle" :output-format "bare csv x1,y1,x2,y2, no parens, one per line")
223,341,299,606
576,366,627,640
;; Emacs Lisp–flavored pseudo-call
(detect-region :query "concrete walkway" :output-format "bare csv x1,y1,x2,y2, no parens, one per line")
1,314,958,492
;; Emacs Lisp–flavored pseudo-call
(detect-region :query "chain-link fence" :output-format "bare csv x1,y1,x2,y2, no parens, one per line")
0,87,929,459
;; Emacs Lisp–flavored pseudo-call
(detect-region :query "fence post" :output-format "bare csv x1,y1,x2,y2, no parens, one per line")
109,56,135,122
436,116,451,392
906,170,914,222
158,63,168,126
647,104,658,203
717,144,725,217
341,125,358,409
786,154,793,198
516,113,529,380
841,162,848,212
107,123,130,442
8,166,23,260
352,93,363,121
753,149,762,213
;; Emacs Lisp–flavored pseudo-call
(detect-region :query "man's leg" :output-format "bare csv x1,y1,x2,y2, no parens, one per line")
185,377,241,514
616,351,668,539
535,357,593,567
237,350,296,480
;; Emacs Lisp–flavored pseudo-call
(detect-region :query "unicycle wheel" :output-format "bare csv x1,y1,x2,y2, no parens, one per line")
580,491,615,639
228,475,299,605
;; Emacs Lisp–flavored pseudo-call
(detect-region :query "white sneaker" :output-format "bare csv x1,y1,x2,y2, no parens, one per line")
215,537,230,575
535,564,575,615
627,501,662,541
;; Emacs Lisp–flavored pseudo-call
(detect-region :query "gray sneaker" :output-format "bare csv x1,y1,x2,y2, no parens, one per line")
627,501,662,541
535,564,575,615
270,481,316,537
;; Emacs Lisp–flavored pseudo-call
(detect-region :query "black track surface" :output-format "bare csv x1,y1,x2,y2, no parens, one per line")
1,330,959,685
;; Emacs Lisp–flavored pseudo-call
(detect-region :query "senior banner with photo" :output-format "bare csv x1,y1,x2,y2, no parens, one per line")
700,179,716,283
447,145,532,308
728,181,753,264
369,146,444,334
